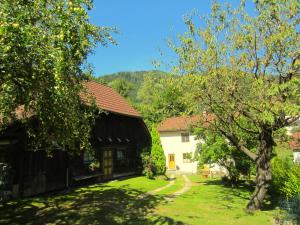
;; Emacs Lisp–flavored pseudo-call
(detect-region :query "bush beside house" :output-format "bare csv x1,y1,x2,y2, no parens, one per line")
141,125,166,179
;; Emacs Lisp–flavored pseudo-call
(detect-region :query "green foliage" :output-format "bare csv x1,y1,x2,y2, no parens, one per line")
272,155,300,198
291,126,300,134
141,150,155,179
150,125,166,175
93,70,193,125
196,128,254,183
0,0,115,153
108,78,134,99
141,126,166,179
93,70,169,103
173,0,299,146
172,0,299,209
137,75,193,124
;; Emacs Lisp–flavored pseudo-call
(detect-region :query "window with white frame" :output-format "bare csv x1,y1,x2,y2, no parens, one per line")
181,133,189,142
83,151,95,164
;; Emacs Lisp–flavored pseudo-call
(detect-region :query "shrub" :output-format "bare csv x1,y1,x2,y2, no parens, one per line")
281,166,300,198
140,125,166,179
141,151,155,179
150,125,166,175
271,155,300,198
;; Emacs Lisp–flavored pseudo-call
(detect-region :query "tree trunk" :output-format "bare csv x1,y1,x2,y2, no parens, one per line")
246,129,273,212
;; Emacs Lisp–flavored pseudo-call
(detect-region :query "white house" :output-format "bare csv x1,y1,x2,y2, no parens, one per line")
157,115,201,173
290,132,300,164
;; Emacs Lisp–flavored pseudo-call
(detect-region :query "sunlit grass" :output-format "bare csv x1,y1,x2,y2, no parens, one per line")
156,175,185,196
0,175,280,225
0,176,169,225
151,175,279,225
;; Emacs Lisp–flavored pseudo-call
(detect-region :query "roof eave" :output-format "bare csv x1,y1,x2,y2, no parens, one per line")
158,129,188,133
103,109,142,119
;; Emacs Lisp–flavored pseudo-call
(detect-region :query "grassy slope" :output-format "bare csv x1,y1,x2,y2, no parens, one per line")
151,175,278,225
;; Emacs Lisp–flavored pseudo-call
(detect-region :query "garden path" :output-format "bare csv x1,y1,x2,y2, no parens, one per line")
138,174,192,201
165,174,192,201
137,174,175,199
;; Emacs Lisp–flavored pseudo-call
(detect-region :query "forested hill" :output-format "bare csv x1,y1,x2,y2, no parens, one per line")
93,70,170,103
96,70,168,87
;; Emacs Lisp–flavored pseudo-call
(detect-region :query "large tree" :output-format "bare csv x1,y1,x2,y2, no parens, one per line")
108,78,134,99
173,0,299,211
0,0,114,152
137,74,193,124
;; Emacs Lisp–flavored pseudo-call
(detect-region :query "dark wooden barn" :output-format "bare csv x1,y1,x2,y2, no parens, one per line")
0,81,151,201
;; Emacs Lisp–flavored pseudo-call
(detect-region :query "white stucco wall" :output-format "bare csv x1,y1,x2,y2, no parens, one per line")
294,151,300,164
159,131,200,173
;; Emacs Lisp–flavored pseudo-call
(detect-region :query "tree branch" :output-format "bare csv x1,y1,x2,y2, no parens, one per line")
220,130,258,161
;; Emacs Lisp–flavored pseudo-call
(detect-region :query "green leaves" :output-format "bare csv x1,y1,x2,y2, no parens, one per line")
196,129,254,182
172,1,299,208
150,125,166,175
137,74,192,124
173,0,299,142
0,0,114,153
108,78,134,99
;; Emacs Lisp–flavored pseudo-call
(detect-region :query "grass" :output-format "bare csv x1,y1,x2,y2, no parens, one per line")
0,176,170,225
150,175,279,225
0,175,280,225
156,175,185,196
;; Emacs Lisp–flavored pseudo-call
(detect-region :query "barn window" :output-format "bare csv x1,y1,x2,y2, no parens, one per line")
183,152,192,163
117,150,125,161
181,133,189,142
83,151,94,164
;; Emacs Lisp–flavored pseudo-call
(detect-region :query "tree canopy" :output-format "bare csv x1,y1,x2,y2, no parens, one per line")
137,75,193,124
108,78,134,99
195,127,255,185
173,0,299,211
0,0,115,153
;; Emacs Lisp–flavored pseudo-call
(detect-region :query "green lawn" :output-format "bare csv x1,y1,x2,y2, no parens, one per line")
0,175,279,225
0,176,169,225
150,175,278,225
156,175,185,196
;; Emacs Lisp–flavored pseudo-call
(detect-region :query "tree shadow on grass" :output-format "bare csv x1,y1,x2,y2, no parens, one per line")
201,179,276,212
0,184,186,225
202,179,253,199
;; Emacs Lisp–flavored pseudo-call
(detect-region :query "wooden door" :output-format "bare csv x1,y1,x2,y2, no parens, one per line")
168,154,175,169
103,149,113,179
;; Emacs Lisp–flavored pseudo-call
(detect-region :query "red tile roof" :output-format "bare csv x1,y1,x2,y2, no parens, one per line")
157,114,213,132
290,132,300,150
82,81,141,118
4,81,141,121
292,132,300,140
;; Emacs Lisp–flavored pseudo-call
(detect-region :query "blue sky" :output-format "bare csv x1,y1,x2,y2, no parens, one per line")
87,0,251,77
